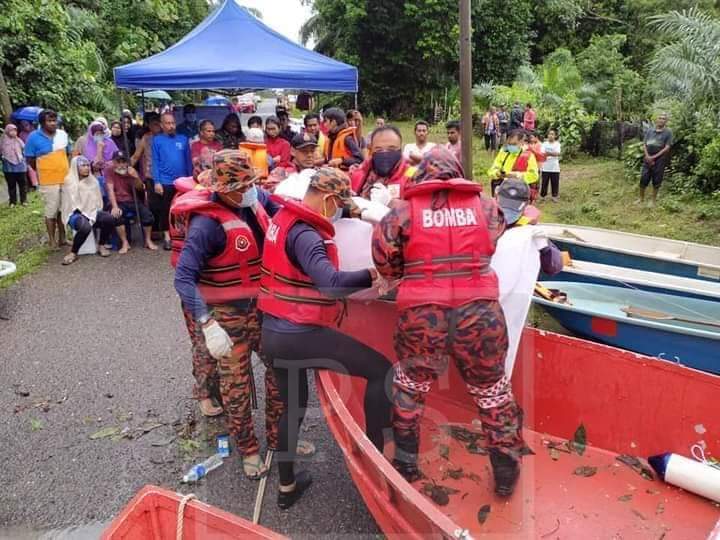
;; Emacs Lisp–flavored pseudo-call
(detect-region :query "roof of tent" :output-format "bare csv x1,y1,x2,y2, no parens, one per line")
113,0,358,93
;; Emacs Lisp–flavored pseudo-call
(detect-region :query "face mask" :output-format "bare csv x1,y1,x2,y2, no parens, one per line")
93,134,105,143
371,150,402,177
114,167,128,176
505,144,519,153
323,195,343,222
238,185,258,208
185,114,196,122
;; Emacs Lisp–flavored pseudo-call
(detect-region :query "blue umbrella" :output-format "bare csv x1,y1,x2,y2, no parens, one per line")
11,106,44,122
204,95,231,106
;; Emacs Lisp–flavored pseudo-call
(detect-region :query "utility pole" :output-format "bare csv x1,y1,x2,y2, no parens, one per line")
459,0,473,177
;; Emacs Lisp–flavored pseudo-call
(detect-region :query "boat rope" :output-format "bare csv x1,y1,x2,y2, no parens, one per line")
176,493,196,540
591,273,719,326
691,444,720,470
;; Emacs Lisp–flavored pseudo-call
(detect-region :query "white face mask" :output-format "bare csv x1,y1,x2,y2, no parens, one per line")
93,134,104,143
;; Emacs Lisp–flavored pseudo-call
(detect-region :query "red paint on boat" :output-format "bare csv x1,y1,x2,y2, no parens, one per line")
590,316,617,336
318,299,720,538
101,485,286,540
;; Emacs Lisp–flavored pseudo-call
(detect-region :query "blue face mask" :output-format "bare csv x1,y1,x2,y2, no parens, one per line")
331,206,344,223
505,144,520,153
239,185,258,208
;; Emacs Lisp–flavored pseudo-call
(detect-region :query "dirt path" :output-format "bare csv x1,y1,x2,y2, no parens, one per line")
0,248,378,538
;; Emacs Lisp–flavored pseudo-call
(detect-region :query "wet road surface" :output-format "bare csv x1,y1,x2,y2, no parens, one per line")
0,246,379,538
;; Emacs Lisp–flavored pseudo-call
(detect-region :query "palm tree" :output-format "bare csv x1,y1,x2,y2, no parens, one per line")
649,8,720,104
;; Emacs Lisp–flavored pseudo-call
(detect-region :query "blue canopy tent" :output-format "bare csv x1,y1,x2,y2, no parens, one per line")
113,0,358,92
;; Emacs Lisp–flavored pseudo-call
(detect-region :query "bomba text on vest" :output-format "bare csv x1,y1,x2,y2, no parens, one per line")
422,208,478,228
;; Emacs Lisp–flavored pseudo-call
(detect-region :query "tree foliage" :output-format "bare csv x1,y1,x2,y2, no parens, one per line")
0,0,208,133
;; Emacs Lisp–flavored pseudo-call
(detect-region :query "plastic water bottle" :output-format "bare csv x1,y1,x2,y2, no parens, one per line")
182,453,224,483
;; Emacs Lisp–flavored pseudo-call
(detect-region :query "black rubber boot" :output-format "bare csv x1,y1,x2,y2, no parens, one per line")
392,458,425,483
277,470,313,510
489,449,520,497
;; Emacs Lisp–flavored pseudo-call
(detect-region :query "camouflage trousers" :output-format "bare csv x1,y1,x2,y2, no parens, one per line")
392,300,524,462
199,302,283,456
182,306,219,401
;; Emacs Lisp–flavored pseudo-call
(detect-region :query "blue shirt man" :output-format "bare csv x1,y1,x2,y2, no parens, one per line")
151,114,192,186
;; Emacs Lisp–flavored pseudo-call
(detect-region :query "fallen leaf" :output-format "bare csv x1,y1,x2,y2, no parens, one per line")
646,488,661,495
151,436,176,447
30,418,43,431
438,444,450,460
549,448,560,461
573,466,597,477
89,426,120,440
444,467,463,480
477,504,491,524
618,494,633,502
631,508,647,520
656,502,665,515
547,440,572,454
421,482,460,506
467,441,487,455
616,454,654,481
571,424,587,455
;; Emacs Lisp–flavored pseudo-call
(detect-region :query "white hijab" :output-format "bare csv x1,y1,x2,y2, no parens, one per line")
62,156,103,225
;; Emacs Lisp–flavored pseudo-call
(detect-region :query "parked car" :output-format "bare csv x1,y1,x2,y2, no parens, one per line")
237,94,256,113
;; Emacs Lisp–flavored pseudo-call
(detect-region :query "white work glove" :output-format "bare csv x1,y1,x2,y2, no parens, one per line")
360,201,391,224
530,227,549,250
370,182,391,206
202,319,233,360
351,196,371,212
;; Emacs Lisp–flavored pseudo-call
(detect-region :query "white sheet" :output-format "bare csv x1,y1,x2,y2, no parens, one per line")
490,226,541,376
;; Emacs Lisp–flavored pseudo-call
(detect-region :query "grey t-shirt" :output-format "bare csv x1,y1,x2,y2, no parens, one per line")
644,127,673,156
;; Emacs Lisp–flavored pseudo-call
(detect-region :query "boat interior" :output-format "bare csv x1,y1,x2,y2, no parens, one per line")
327,301,720,538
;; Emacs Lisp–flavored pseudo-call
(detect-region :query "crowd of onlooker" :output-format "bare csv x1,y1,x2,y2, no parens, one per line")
0,100,566,265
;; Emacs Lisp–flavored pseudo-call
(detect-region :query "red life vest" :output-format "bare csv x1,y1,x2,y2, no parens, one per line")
512,150,532,173
397,179,499,310
258,196,341,327
169,190,269,304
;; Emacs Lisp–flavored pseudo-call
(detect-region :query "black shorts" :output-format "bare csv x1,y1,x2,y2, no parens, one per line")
640,159,667,188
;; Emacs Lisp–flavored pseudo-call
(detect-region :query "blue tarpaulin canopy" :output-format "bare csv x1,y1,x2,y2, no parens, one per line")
113,0,358,93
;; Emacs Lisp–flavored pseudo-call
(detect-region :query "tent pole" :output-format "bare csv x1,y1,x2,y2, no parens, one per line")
354,93,358,110
117,89,146,246
459,0,473,177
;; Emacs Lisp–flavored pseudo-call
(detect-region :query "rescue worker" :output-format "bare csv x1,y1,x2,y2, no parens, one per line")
171,149,285,480
239,128,270,181
259,168,392,509
350,125,416,200
372,147,525,496
496,178,563,275
487,129,539,199
264,133,319,192
323,107,363,171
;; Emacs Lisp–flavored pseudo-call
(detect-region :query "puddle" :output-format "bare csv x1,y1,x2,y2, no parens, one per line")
0,521,108,540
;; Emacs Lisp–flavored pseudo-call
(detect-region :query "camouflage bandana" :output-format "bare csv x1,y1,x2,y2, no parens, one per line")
411,146,466,184
309,167,352,202
210,149,257,194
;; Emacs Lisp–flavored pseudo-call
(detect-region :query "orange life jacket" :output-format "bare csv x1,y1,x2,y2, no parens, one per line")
239,142,269,178
326,126,356,162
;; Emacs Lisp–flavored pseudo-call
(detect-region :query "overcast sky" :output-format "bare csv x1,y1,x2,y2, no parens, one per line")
237,0,313,44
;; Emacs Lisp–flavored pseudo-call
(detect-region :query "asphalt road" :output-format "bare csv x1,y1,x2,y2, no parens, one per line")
0,246,379,538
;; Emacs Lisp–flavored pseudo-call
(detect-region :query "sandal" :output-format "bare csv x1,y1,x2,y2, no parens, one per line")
198,398,223,417
242,454,269,480
62,253,78,266
296,439,316,458
98,246,111,257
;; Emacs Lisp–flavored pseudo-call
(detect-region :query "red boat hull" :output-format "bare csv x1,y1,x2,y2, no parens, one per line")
318,299,720,538
101,485,286,540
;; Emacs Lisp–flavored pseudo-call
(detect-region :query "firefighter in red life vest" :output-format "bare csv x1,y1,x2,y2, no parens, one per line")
372,147,525,496
171,149,292,480
259,167,392,509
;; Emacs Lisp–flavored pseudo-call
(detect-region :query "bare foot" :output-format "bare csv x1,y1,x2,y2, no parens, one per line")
98,246,112,257
119,243,131,254
145,242,159,251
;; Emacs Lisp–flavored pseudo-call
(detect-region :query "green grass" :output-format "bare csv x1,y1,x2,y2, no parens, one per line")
0,189,50,289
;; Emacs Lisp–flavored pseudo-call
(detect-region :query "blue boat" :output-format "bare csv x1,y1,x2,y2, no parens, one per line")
541,224,720,283
533,282,720,375
542,259,720,302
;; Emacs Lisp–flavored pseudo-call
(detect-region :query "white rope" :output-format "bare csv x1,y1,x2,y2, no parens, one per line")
176,493,196,540
691,444,720,470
